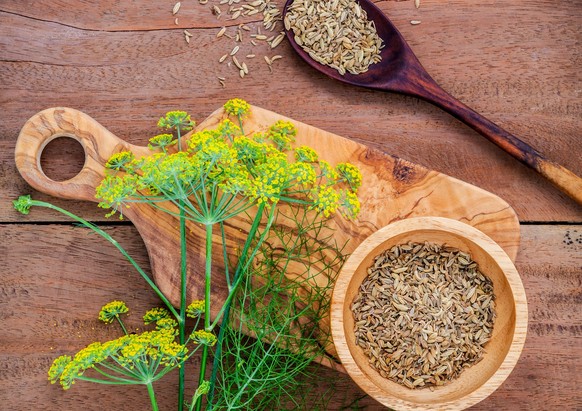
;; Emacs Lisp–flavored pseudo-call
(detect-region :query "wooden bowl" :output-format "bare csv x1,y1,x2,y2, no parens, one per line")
331,217,528,410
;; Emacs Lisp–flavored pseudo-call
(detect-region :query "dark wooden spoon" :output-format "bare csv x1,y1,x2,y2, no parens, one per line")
282,0,582,205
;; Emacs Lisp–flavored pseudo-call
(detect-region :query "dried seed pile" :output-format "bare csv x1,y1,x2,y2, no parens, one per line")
208,0,286,81
284,0,383,75
172,0,286,87
352,242,496,389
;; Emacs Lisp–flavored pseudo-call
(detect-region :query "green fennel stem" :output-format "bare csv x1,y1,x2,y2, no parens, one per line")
206,203,274,409
237,115,244,133
195,223,213,411
206,296,228,410
75,376,144,385
176,123,186,411
209,203,274,331
178,204,188,411
115,315,129,335
25,200,180,320
90,366,144,384
147,382,159,411
220,222,231,290
195,347,210,411
204,224,213,331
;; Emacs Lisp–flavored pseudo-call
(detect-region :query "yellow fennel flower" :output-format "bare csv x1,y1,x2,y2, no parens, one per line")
148,133,176,151
191,330,217,346
155,317,179,332
337,162,363,191
143,307,171,324
95,174,140,218
319,160,339,182
224,98,251,117
310,186,340,217
48,355,72,385
294,146,319,163
158,111,195,131
186,300,205,318
249,156,289,205
216,118,242,139
105,151,135,171
98,301,129,323
340,189,361,220
267,120,297,151
289,162,317,187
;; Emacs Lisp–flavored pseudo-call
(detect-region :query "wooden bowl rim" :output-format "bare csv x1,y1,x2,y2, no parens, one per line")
330,216,528,411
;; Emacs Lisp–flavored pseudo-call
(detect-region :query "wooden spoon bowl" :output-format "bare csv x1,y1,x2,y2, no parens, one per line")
330,217,527,410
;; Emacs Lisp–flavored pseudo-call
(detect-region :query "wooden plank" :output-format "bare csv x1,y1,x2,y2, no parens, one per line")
0,223,580,409
495,223,582,410
0,0,226,31
1,0,581,222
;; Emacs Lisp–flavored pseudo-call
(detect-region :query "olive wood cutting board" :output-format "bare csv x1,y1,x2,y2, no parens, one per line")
15,106,520,369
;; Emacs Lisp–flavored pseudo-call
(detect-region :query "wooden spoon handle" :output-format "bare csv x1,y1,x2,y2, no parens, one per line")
403,78,582,205
15,107,133,202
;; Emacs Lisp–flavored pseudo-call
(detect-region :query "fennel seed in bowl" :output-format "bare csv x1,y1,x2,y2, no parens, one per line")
284,0,384,75
351,241,496,389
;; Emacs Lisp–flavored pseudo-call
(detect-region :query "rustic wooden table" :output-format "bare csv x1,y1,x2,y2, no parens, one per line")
1,1,580,409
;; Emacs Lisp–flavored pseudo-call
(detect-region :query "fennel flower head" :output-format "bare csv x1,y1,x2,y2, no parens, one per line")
48,330,187,390
95,99,362,222
13,195,33,215
157,111,195,131
223,98,251,117
49,304,188,390
186,300,205,318
98,300,129,323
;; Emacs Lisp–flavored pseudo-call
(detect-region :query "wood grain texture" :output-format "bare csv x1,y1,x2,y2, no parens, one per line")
331,217,527,410
1,0,580,409
0,224,580,410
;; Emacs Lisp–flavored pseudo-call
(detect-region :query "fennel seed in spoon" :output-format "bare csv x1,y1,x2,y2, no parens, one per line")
284,0,384,75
